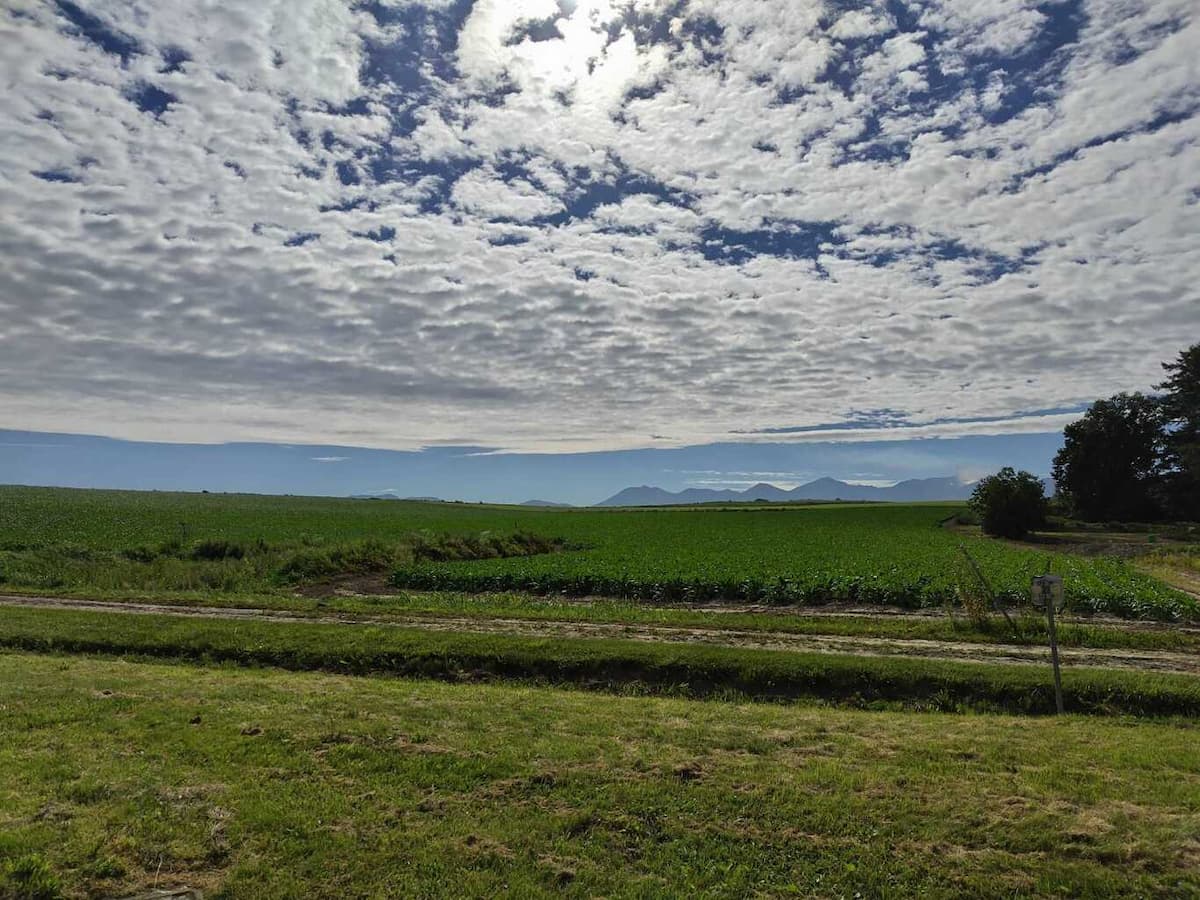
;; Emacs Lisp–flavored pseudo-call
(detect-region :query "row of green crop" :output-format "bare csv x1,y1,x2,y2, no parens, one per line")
392,570,951,607
382,504,1195,620
3,606,1200,717
391,565,1195,620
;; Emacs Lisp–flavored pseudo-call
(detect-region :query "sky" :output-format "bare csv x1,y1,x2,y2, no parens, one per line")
1,0,1198,499
0,428,1064,505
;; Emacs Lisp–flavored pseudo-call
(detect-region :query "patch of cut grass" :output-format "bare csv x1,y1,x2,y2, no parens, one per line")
2,652,1199,898
1135,549,1200,598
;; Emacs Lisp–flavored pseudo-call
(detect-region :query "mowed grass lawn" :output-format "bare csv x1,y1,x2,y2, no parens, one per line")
0,486,1191,618
3,652,1200,899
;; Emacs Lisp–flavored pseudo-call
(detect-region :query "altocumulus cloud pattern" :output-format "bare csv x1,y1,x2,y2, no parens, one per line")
1,0,1198,452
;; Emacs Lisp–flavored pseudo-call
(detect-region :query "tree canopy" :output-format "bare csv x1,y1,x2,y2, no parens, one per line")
968,467,1047,539
1052,393,1166,521
1158,345,1200,519
1050,343,1199,522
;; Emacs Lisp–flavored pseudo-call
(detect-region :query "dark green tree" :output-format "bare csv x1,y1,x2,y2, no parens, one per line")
968,467,1047,539
1158,343,1200,519
1051,392,1166,521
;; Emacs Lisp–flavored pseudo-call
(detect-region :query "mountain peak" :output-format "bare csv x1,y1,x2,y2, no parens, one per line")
596,476,972,506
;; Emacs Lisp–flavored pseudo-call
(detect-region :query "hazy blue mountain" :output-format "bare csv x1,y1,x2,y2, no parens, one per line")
741,482,795,502
593,484,722,507
521,499,574,507
350,492,442,501
596,476,973,507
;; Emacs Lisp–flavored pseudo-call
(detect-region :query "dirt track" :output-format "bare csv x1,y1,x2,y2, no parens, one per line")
3,594,1199,677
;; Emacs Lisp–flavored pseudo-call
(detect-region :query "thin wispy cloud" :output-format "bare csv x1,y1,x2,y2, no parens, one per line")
1,0,1197,453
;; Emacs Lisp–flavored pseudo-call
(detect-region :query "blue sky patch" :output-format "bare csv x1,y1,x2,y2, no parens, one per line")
52,0,140,64
128,83,176,117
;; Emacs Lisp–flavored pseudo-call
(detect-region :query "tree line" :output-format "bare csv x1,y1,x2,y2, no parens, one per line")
971,343,1199,538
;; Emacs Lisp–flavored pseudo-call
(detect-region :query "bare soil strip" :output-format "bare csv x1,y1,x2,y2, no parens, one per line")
3,594,1198,677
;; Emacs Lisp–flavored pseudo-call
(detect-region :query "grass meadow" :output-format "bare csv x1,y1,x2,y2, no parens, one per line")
3,652,1200,899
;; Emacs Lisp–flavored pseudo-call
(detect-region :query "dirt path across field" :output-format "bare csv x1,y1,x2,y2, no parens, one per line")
302,576,1200,630
3,594,1199,677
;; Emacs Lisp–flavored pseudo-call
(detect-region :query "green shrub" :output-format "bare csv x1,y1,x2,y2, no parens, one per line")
120,544,160,563
157,536,184,556
276,538,397,582
190,539,246,561
410,530,567,563
968,468,1048,539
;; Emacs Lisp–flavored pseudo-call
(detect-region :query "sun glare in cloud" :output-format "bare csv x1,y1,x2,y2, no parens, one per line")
461,0,642,98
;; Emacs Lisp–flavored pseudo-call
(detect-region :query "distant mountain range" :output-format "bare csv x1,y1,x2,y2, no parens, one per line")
596,476,975,507
349,492,574,507
349,477,980,508
349,491,440,501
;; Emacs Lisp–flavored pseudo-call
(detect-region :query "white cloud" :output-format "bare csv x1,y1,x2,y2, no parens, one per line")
451,166,564,219
0,0,1197,454
830,9,894,41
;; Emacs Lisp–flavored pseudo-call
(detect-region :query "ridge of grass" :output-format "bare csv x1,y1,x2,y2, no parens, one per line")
0,531,567,597
2,606,1200,717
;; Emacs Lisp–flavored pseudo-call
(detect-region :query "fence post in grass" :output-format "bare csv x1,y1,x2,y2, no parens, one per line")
1032,575,1065,714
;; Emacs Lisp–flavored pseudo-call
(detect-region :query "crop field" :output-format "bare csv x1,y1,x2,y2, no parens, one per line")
394,503,1193,619
0,485,1192,619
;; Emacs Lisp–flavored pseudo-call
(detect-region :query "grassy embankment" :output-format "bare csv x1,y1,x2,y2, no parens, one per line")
2,606,1200,717
3,651,1199,898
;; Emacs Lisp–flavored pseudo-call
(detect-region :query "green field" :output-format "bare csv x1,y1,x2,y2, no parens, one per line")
4,652,1200,899
0,485,1191,619
3,485,1200,897
393,503,1192,618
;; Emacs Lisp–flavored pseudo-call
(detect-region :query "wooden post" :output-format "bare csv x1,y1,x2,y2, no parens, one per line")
1045,589,1064,715
1033,575,1065,715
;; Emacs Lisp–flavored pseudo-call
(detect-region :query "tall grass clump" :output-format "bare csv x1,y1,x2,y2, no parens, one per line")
1,853,63,900
275,538,400,582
